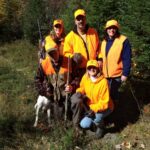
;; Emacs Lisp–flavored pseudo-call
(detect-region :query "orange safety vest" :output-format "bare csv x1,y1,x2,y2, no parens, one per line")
100,35,127,78
64,28,100,68
45,35,64,56
41,56,69,101
41,56,68,75
76,74,114,113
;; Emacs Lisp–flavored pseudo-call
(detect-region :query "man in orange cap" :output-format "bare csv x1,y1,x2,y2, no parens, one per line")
63,9,100,91
98,19,131,107
71,60,114,138
35,39,73,121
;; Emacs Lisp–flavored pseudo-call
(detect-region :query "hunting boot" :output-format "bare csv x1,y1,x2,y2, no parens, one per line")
95,121,105,139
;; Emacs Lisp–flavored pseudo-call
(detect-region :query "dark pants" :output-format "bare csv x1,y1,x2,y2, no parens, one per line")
107,77,122,105
71,92,89,126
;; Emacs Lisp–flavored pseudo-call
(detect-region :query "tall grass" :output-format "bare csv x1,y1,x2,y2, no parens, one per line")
0,40,38,149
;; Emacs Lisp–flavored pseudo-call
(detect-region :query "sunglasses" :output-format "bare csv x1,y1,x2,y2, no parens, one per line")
76,15,85,21
87,66,97,70
54,24,62,28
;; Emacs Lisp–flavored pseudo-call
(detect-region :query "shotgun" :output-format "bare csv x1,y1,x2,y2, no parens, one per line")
37,19,45,60
64,56,70,121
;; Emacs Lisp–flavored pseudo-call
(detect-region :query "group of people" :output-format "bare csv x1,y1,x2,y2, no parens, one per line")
34,9,131,138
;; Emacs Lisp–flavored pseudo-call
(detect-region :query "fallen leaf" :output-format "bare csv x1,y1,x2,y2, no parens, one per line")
139,143,145,149
121,142,131,149
115,144,122,149
75,146,82,150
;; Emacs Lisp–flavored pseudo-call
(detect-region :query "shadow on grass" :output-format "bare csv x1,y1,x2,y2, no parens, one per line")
105,78,150,133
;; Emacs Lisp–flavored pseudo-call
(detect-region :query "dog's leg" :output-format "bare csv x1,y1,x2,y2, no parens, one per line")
34,105,40,127
47,108,51,127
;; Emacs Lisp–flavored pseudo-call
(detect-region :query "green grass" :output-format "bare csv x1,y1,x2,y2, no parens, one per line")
0,40,149,150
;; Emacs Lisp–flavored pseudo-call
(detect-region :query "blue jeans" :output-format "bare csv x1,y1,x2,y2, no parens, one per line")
80,109,112,129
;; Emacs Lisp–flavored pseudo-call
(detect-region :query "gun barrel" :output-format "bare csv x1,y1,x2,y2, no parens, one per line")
64,56,70,121
37,19,42,40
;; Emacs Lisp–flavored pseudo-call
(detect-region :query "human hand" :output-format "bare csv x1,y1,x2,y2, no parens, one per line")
121,75,127,82
72,53,82,65
65,84,73,93
86,109,95,118
46,92,53,97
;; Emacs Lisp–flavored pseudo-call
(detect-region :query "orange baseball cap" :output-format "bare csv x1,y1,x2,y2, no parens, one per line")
74,9,86,18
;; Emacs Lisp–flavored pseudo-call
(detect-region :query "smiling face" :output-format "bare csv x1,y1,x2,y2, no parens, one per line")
54,24,63,38
75,15,86,32
106,26,117,39
87,66,99,77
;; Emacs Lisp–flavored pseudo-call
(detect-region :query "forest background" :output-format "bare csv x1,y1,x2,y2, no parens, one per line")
0,0,150,149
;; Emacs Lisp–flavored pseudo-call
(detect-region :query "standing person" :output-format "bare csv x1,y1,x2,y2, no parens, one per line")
34,43,72,120
71,60,114,138
64,9,100,89
39,19,65,62
98,19,131,107
45,19,65,59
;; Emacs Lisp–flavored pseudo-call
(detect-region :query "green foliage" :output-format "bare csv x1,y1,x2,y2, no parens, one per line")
22,0,66,43
23,0,48,42
117,0,150,79
0,0,25,42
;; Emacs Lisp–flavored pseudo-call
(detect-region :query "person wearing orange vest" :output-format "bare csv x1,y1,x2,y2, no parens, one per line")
38,19,65,63
63,9,100,89
34,43,72,119
98,19,131,107
45,19,65,58
71,60,114,138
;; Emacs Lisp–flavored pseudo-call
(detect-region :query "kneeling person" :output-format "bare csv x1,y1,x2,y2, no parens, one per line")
71,60,114,138
35,44,72,120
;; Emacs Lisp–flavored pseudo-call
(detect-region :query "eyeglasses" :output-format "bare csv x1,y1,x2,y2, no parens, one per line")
54,24,62,28
76,15,85,21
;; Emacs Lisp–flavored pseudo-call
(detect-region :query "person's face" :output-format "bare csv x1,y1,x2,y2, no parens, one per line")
54,24,63,37
75,15,86,31
49,50,59,63
87,66,99,77
106,26,117,38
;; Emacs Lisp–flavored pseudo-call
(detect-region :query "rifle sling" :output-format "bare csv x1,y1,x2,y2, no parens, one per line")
79,35,89,60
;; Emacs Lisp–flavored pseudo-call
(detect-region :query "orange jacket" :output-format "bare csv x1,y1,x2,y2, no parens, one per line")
45,35,64,56
63,27,100,68
76,74,114,113
99,35,127,78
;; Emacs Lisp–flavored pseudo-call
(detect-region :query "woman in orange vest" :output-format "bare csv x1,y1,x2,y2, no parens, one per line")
45,19,65,58
71,60,114,138
98,19,131,106
38,19,65,63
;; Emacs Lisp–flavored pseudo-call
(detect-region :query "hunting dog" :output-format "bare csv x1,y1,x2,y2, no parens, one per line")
33,95,51,127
